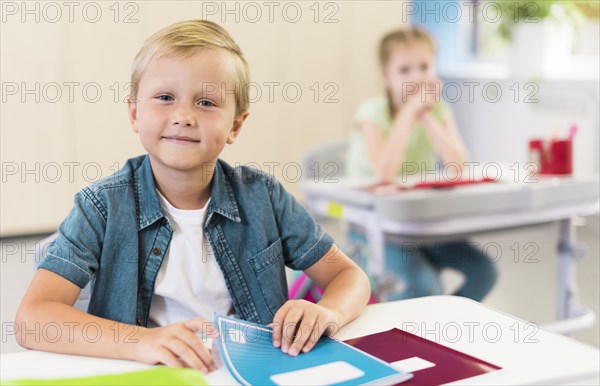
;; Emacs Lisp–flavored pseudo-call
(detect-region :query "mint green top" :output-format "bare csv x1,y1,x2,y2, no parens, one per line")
346,95,451,178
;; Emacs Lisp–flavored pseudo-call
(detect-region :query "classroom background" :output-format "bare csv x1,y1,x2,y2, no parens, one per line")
1,0,599,354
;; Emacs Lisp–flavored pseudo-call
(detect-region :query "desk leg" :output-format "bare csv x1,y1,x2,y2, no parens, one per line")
365,215,385,279
557,218,577,321
550,218,596,334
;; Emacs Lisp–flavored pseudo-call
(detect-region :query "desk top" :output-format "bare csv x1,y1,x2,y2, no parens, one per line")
336,296,599,385
302,174,599,223
2,296,598,385
302,175,599,238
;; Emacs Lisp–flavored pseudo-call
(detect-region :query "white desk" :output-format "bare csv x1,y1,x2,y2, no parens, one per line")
302,174,600,334
2,296,598,385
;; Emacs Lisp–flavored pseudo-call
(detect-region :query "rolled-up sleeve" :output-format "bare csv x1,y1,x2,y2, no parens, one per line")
267,175,335,271
38,189,104,288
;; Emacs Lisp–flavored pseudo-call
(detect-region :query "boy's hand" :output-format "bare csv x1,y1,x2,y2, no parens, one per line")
269,300,342,357
134,317,218,373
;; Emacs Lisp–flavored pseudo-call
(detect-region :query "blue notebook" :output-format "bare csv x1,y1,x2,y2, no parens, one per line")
213,314,413,385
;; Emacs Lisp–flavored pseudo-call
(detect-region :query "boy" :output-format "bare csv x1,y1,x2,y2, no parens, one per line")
15,20,370,374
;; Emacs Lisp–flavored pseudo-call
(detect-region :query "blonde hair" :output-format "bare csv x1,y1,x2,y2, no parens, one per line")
378,26,436,67
378,27,436,116
130,20,250,116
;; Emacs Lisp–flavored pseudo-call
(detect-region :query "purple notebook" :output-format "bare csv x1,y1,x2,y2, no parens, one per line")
344,328,501,385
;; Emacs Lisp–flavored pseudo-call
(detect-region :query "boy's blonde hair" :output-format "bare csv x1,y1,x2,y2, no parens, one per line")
130,20,250,116
378,26,436,66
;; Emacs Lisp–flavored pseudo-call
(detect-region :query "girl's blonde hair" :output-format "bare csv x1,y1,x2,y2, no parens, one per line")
130,20,250,116
378,26,436,67
378,27,436,116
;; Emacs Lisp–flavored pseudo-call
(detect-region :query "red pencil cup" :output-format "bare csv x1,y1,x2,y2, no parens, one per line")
546,139,572,175
529,138,573,175
528,140,544,174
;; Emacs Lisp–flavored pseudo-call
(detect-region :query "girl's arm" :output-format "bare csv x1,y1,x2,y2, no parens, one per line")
15,269,217,372
361,104,421,182
420,109,469,169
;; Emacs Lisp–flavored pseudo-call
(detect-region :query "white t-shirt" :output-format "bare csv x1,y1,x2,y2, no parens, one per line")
148,189,235,327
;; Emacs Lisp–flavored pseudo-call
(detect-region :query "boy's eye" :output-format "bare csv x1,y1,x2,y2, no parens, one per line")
420,63,429,72
157,95,173,101
399,66,410,75
198,100,214,108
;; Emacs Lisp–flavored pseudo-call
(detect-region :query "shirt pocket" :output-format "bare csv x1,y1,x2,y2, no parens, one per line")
248,238,288,316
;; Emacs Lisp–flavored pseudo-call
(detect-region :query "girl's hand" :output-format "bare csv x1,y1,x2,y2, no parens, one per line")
422,77,441,113
397,78,441,119
134,317,218,373
270,300,342,356
396,83,423,119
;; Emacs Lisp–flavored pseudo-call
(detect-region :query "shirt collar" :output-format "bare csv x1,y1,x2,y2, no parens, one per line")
134,154,241,231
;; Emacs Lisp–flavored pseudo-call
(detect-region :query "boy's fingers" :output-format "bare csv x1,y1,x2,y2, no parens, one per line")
281,308,303,353
184,318,218,337
157,347,185,369
289,313,318,356
181,330,215,370
324,321,340,336
302,320,323,353
272,303,291,347
164,338,206,372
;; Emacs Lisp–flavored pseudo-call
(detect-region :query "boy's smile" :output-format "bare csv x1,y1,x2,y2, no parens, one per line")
128,48,247,173
162,135,201,145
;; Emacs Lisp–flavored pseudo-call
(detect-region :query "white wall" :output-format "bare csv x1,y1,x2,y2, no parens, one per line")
442,75,600,175
1,1,410,236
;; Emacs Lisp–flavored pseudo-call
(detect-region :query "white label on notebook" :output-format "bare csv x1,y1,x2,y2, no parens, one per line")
270,361,365,385
391,357,436,373
225,328,246,344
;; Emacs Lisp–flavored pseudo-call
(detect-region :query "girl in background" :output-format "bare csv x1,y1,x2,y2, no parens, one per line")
345,27,498,302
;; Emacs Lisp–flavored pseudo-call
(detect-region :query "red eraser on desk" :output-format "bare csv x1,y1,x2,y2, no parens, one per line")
413,177,496,189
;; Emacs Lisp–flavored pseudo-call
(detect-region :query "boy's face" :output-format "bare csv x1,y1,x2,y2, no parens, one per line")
383,43,436,100
128,49,248,172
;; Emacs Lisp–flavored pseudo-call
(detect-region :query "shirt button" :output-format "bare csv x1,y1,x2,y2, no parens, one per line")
152,247,161,255
160,218,167,225
136,317,144,326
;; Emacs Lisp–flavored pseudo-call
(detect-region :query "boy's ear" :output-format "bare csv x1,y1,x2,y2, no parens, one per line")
226,111,250,144
127,97,139,133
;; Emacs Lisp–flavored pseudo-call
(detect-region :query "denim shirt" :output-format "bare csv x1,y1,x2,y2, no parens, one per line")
38,154,334,326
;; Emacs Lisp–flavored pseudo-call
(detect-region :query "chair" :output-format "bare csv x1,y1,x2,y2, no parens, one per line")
34,232,91,312
300,140,348,182
291,140,379,303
